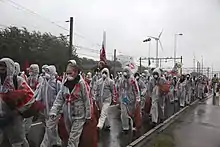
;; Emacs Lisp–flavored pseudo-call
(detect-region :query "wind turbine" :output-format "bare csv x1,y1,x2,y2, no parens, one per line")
147,30,164,67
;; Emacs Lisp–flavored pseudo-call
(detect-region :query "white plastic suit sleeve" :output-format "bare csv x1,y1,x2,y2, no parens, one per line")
49,90,64,116
132,79,141,103
109,80,117,102
81,81,91,119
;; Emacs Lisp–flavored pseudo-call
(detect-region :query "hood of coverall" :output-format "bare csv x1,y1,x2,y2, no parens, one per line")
101,68,110,79
122,66,132,79
29,64,40,76
45,65,56,76
86,72,92,80
0,58,15,77
153,68,162,78
45,65,57,79
14,62,21,75
41,64,48,73
144,70,150,76
67,60,80,71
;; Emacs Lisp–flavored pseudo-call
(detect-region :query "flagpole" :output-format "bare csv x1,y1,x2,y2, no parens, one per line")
103,31,106,50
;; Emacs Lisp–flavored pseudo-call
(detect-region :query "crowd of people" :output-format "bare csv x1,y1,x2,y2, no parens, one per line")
0,57,213,147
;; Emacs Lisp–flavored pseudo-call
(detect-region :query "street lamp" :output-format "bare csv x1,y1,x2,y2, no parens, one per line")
143,38,151,56
174,33,183,65
143,30,164,67
143,38,151,66
143,38,151,42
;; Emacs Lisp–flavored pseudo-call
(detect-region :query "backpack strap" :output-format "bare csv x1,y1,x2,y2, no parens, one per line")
13,75,18,90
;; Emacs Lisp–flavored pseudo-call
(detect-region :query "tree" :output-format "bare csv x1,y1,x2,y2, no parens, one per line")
0,27,78,73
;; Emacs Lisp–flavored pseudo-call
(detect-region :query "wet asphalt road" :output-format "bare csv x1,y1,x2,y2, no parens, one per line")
1,98,181,147
153,95,220,147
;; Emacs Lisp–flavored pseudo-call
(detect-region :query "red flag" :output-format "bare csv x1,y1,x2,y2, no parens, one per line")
100,31,107,64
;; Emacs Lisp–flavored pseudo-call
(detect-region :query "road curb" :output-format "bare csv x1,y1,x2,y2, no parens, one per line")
126,96,211,147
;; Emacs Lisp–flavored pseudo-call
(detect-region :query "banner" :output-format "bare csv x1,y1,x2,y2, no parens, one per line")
116,55,138,74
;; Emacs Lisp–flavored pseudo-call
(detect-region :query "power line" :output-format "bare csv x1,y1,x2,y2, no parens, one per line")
2,0,102,47
4,0,69,32
75,45,113,56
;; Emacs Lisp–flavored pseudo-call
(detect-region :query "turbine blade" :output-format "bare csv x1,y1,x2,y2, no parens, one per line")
158,29,163,38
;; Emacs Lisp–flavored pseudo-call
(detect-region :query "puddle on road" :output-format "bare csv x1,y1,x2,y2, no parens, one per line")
196,109,206,116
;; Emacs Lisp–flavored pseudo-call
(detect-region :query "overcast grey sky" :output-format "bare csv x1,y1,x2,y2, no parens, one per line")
1,0,220,70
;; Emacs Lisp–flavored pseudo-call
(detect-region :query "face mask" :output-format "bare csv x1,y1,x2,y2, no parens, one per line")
29,72,33,76
102,74,107,79
123,72,129,78
153,74,158,79
45,73,50,79
135,76,139,80
67,75,74,81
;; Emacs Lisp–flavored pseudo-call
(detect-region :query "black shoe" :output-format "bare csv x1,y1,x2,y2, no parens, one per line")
104,126,111,131
151,122,157,128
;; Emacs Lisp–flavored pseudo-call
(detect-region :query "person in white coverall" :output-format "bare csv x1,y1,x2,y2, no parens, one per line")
148,68,166,125
0,58,33,147
167,74,174,103
27,64,43,91
95,68,116,130
118,66,140,133
25,64,44,136
177,75,186,107
41,65,49,76
185,74,192,105
38,65,62,147
134,73,147,110
14,62,27,81
49,60,91,147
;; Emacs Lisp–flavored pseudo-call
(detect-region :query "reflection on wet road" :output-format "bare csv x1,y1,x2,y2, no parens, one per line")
170,95,220,147
97,100,180,147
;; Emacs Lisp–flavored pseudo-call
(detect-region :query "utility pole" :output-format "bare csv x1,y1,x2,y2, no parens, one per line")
207,67,210,79
212,64,214,77
197,61,200,74
174,35,177,65
159,58,162,67
113,49,117,77
148,41,151,59
180,56,183,75
201,56,203,75
174,33,183,66
139,57,142,73
69,17,73,60
193,54,195,72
